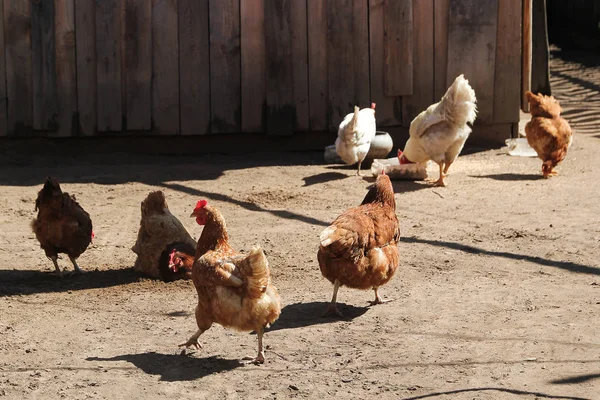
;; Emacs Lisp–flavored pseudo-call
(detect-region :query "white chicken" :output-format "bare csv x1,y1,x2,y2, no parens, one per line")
398,74,477,186
335,103,377,176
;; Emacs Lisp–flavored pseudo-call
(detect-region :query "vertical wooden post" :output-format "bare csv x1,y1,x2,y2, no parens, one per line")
521,0,532,112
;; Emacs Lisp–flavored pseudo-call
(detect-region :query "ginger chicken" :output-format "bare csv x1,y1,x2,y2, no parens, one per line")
335,103,377,176
398,74,477,186
31,177,94,276
318,173,400,317
524,91,573,178
131,191,196,281
169,200,281,364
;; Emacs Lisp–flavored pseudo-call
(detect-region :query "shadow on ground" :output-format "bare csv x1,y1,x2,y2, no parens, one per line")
86,353,243,382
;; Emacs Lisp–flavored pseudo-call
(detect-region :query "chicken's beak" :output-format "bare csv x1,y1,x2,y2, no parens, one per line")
189,212,196,218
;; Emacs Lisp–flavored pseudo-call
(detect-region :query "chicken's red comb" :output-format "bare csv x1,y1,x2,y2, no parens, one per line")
397,149,403,157
194,199,208,211
91,230,95,240
371,102,376,110
168,249,178,272
381,168,386,175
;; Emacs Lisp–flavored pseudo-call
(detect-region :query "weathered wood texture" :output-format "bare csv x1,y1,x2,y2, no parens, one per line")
0,0,522,142
124,0,152,131
75,0,96,136
95,0,122,132
384,0,413,97
447,0,499,124
402,0,435,126
369,0,401,126
179,0,210,135
209,0,241,133
522,0,533,112
152,0,179,134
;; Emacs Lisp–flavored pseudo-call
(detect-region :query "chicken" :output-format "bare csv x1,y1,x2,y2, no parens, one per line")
524,91,573,178
317,173,400,317
335,103,377,176
31,177,94,276
169,200,281,364
398,74,477,186
131,191,197,281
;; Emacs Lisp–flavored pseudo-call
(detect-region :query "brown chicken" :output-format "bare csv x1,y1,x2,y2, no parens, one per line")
169,200,281,364
525,91,573,178
31,177,94,276
131,191,196,281
318,173,400,317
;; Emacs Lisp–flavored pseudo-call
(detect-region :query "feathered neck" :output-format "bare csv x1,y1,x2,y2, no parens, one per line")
196,206,231,257
361,175,396,210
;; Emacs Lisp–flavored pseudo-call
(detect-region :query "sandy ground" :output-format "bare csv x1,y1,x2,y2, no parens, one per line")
1,49,599,400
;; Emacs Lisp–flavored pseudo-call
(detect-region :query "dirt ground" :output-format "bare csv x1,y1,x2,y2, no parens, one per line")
1,49,599,400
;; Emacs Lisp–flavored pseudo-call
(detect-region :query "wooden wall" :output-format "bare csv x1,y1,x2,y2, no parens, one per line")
0,0,522,141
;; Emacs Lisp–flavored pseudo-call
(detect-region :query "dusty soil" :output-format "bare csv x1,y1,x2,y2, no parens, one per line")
1,49,599,400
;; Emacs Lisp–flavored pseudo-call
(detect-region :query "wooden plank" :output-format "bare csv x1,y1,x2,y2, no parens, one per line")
240,0,266,132
369,0,401,127
179,0,210,135
0,1,7,136
384,0,413,96
265,0,294,135
95,0,122,132
521,0,532,112
447,0,498,123
402,0,435,126
209,0,241,133
55,0,77,136
31,0,57,131
75,0,96,136
434,0,449,100
493,0,522,123
124,0,151,130
531,0,550,95
290,0,309,131
152,0,179,134
352,0,370,110
4,0,33,135
307,0,328,131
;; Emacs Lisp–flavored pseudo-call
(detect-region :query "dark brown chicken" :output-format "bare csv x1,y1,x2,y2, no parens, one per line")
31,177,94,276
318,173,400,317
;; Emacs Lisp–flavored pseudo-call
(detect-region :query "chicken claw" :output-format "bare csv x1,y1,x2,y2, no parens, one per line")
179,329,204,349
433,177,447,187
323,304,344,318
243,353,265,365
369,288,393,305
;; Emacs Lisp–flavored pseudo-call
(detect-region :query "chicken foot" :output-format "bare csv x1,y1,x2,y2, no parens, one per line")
368,287,393,306
323,279,344,317
243,327,265,365
68,255,84,274
179,329,205,350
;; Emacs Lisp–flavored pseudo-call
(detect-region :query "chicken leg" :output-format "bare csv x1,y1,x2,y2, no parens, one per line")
323,279,344,317
68,255,84,274
50,256,62,277
368,287,393,305
243,327,266,364
434,162,447,187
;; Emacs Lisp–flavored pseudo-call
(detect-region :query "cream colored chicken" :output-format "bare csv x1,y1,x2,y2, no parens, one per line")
398,74,477,186
335,103,377,176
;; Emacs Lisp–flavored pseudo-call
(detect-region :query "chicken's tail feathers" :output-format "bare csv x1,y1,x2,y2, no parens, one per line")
240,246,271,298
441,74,478,126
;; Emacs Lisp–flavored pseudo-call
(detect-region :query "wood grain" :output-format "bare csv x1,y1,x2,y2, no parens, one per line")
447,0,498,123
290,0,309,132
209,0,241,133
4,0,33,135
240,0,266,132
95,0,122,132
434,0,449,100
125,0,152,130
0,0,7,135
75,0,97,136
179,0,210,135
307,0,327,131
55,0,77,136
384,0,413,96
